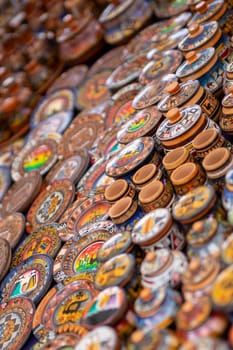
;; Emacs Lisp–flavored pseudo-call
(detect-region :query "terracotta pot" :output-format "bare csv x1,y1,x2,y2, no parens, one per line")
179,21,223,53
220,87,233,134
162,147,194,178
138,179,174,212
176,47,225,97
182,256,220,301
188,0,233,36
108,196,144,231
170,162,206,196
187,217,226,260
156,105,216,152
192,128,231,158
104,179,136,204
176,297,228,342
202,147,233,192
132,163,162,190
158,79,220,121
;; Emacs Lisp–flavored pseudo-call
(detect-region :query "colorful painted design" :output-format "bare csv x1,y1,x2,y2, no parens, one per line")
82,286,127,328
23,144,52,172
172,185,215,223
1,254,53,304
53,230,111,283
140,50,182,85
0,297,34,350
158,81,199,112
78,157,114,193
127,114,148,132
114,142,143,167
74,241,103,272
97,231,132,262
36,191,64,224
156,105,202,141
106,54,148,90
11,224,61,268
27,112,72,143
114,101,136,126
76,70,112,110
86,286,123,317
106,137,155,178
11,139,58,181
26,179,74,233
30,89,75,128
10,269,39,297
95,254,134,289
74,202,110,232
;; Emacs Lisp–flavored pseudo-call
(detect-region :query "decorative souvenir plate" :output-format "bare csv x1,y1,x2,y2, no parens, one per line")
47,65,88,93
11,223,62,268
89,46,125,75
26,179,75,233
75,220,118,243
11,138,59,181
30,88,76,129
105,137,155,178
81,286,127,329
97,231,132,263
155,0,189,18
0,254,53,304
75,326,119,350
117,106,162,144
77,156,115,194
0,297,34,350
92,126,122,158
139,50,183,85
53,230,111,283
106,54,148,91
105,83,141,128
45,153,90,185
124,12,192,58
1,171,42,215
76,70,112,110
0,166,11,202
147,28,188,55
33,279,98,340
94,253,135,290
172,185,216,224
0,212,25,248
66,194,111,234
178,21,219,52
132,74,177,109
26,111,72,144
58,113,105,155
0,238,11,283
